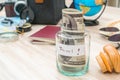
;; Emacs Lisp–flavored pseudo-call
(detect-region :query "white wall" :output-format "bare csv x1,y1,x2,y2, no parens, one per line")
108,0,120,7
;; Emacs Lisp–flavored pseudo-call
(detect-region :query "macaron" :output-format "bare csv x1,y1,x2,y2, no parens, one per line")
96,55,107,72
96,44,120,73
99,52,113,72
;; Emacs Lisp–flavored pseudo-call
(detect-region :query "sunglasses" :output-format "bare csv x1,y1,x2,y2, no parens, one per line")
99,27,120,49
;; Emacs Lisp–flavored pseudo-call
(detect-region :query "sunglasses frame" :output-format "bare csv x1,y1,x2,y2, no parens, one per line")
99,27,120,49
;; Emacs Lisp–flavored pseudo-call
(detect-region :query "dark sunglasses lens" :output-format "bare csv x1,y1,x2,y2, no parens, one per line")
100,27,119,32
108,34,120,41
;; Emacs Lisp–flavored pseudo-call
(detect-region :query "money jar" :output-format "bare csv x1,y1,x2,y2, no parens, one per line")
56,8,90,76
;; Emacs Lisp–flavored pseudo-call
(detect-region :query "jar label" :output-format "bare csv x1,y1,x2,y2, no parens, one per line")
56,43,85,56
56,43,86,66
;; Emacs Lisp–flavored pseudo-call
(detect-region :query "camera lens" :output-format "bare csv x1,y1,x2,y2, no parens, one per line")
14,1,27,15
16,4,26,14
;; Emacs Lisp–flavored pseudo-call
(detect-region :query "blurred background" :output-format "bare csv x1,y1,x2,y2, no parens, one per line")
108,0,120,7
0,0,120,7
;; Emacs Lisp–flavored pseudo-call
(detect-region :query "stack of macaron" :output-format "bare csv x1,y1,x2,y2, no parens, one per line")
96,44,120,73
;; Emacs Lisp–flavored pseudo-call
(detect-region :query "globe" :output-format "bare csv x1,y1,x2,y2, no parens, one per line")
74,0,103,16
74,0,107,26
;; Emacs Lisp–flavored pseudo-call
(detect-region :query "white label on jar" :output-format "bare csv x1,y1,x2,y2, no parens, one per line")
56,43,85,56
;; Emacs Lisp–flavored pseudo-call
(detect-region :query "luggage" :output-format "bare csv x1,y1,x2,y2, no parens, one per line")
27,0,65,24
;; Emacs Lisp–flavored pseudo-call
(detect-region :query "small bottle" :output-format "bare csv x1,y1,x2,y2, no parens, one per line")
56,8,90,76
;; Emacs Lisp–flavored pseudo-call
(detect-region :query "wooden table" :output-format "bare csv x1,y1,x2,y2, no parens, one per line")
0,6,120,80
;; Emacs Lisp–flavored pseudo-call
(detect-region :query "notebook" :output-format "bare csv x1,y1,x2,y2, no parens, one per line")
29,25,60,44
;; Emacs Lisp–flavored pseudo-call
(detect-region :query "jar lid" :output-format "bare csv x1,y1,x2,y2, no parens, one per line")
62,8,83,16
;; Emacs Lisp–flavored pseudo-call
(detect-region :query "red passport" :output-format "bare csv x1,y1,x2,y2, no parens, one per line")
29,25,60,44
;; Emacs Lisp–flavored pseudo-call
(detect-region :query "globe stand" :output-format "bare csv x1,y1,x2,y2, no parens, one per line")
84,0,107,26
84,19,99,26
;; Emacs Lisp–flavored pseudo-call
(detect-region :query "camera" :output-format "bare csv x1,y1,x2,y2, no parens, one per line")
0,0,34,22
0,0,27,17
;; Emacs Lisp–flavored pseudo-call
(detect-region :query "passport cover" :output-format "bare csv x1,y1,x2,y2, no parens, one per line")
29,25,60,44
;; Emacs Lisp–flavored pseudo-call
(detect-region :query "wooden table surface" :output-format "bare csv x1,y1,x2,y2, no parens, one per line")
0,6,120,80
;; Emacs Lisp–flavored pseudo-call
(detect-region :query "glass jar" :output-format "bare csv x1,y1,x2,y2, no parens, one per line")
56,8,90,76
56,31,90,76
